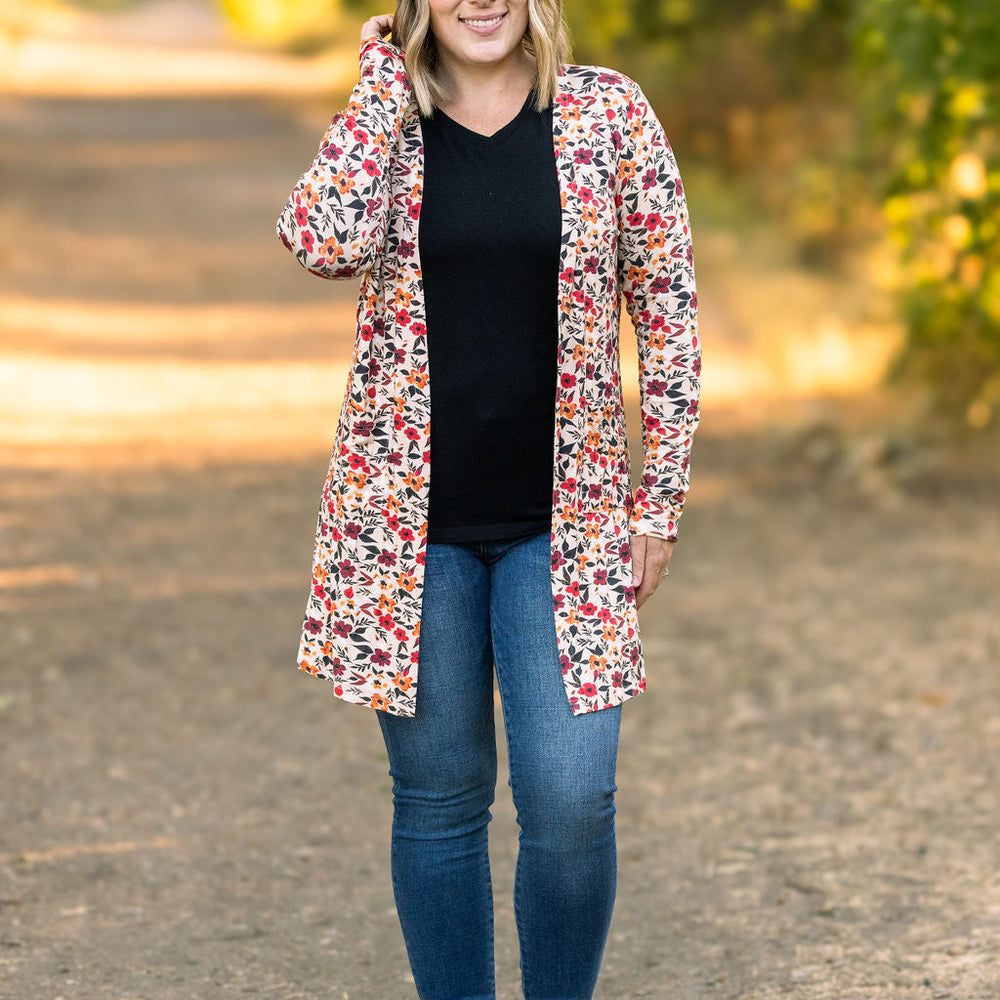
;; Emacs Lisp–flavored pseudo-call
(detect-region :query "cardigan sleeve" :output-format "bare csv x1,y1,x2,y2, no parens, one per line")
615,77,701,543
275,36,412,279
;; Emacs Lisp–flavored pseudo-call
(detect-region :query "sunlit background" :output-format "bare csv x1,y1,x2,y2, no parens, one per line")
2,0,996,468
1,3,998,999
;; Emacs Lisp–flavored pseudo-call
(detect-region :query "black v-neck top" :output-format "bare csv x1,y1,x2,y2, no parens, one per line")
418,89,562,544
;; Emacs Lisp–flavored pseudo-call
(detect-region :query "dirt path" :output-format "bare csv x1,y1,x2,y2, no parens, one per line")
1,87,998,1000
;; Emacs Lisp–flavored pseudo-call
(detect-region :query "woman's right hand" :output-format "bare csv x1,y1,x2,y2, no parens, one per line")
360,13,394,44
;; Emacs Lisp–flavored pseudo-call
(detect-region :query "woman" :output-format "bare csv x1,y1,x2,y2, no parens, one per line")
275,1,700,997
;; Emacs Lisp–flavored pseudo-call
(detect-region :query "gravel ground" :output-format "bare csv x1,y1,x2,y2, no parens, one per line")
2,427,998,1000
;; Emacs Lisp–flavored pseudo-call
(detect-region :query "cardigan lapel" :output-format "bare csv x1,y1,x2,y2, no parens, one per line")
550,70,586,521
385,98,428,486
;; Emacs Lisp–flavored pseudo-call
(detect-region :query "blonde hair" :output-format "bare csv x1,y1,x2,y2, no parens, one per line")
391,0,572,115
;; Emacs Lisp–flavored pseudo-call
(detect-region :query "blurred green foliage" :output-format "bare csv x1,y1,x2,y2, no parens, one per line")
851,0,999,429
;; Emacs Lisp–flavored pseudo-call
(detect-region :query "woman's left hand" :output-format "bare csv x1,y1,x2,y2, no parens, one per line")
629,533,675,609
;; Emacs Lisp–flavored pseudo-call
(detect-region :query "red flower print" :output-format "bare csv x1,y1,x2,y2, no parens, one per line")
578,683,599,698
337,558,357,578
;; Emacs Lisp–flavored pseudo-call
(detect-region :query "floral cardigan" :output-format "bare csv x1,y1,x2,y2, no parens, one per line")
276,35,701,717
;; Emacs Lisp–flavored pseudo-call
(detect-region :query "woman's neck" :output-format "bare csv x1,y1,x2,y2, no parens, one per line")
435,47,537,111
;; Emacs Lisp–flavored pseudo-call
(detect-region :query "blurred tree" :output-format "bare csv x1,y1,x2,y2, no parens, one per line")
569,0,873,269
852,0,999,430
213,0,348,51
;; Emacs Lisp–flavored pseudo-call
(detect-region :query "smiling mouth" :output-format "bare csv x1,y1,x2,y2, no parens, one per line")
459,11,508,29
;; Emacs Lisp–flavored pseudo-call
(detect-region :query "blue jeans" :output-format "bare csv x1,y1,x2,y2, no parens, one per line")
375,528,622,1000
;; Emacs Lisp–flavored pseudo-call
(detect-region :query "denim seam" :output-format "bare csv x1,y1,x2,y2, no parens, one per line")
491,649,534,994
483,827,497,999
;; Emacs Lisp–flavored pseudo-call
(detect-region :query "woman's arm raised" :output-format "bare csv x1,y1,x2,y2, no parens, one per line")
615,76,701,544
275,19,411,279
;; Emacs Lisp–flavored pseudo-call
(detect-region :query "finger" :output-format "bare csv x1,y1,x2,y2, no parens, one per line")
635,569,657,609
630,533,646,587
361,14,394,40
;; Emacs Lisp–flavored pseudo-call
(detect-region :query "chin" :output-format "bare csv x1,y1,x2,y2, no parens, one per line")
453,34,523,63
462,44,518,63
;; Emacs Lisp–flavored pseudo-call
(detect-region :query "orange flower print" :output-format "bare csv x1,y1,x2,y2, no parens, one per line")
321,237,345,260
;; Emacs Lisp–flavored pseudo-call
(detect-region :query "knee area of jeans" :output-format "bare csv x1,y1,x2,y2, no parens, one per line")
390,779,497,836
514,788,617,844
383,744,497,794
